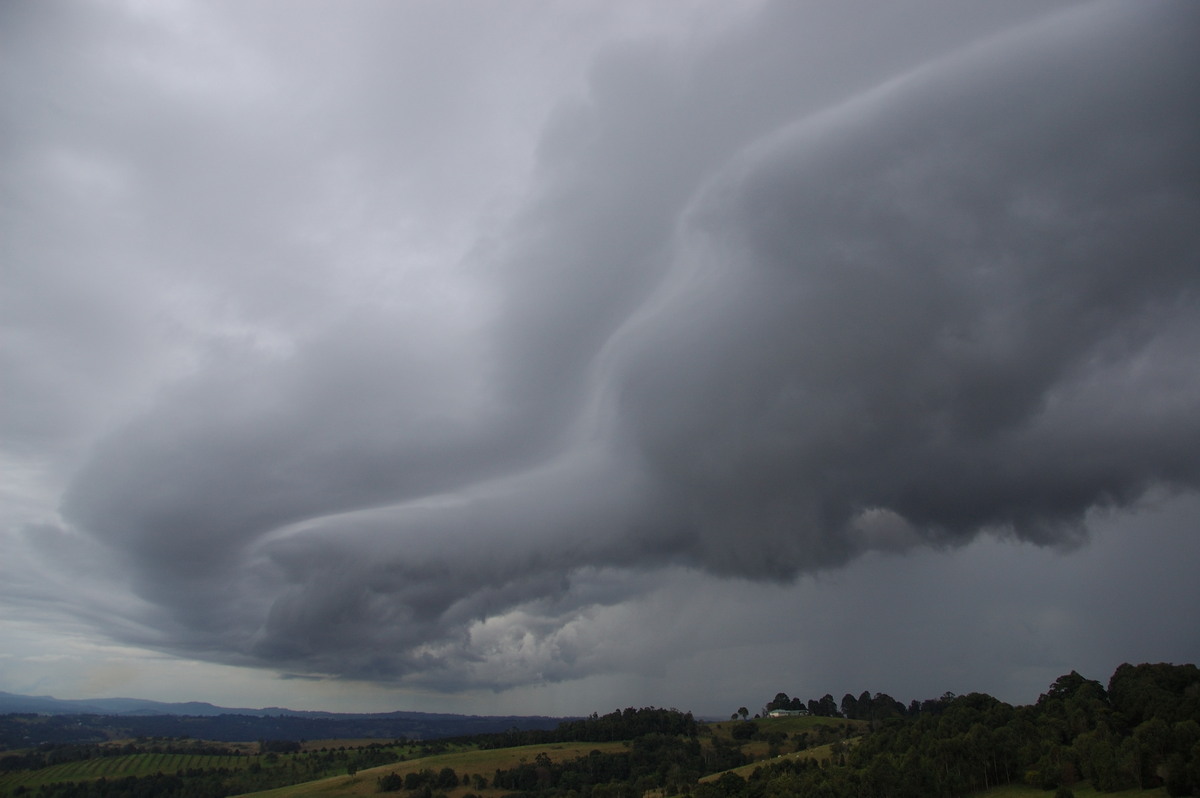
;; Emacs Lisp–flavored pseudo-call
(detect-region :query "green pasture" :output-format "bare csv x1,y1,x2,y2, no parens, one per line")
0,751,251,793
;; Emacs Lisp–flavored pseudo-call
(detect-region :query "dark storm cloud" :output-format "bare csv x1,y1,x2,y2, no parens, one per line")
614,1,1200,574
27,1,1200,688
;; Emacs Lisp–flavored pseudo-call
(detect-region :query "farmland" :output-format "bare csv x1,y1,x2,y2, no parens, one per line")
1,750,250,793
1,664,1197,798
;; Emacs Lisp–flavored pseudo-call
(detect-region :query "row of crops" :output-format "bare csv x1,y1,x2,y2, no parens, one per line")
0,752,250,793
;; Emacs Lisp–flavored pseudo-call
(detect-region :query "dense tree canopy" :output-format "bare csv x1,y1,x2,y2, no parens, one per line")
729,664,1200,798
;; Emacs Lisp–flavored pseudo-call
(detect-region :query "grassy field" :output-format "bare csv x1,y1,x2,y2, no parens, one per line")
232,741,631,798
0,751,253,793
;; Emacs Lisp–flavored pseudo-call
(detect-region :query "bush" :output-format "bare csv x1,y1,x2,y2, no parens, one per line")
378,772,403,792
730,722,757,741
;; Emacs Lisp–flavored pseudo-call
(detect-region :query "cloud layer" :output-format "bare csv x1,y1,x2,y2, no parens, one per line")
5,1,1199,696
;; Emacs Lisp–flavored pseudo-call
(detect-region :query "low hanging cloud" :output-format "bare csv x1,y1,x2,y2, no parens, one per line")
40,1,1200,689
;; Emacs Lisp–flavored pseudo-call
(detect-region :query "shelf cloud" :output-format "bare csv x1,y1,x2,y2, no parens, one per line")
4,0,1198,705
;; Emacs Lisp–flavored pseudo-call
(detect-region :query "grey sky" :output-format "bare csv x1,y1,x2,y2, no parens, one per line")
2,0,1198,717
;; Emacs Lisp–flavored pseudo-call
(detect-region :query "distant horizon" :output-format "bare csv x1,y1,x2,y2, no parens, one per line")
9,654,1192,721
0,688,574,718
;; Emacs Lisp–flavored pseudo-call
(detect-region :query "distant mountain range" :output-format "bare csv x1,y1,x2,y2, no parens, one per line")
0,690,569,744
0,691,278,717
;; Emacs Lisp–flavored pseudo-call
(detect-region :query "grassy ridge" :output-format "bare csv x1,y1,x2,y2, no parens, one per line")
704,715,864,762
698,741,845,782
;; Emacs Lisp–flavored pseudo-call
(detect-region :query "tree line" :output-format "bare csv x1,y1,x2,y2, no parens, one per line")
709,663,1200,798
759,688,955,722
474,707,698,749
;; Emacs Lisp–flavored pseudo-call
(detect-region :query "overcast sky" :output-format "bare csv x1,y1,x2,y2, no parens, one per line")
2,0,1198,719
